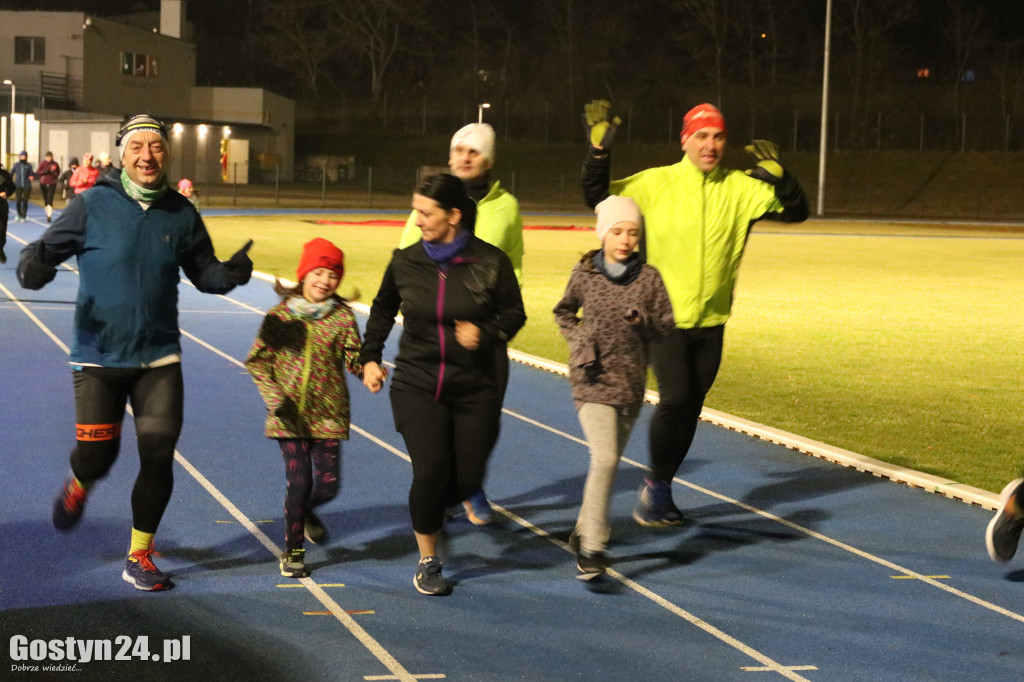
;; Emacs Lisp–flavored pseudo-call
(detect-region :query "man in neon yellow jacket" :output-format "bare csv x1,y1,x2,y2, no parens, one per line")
582,101,808,527
399,122,524,525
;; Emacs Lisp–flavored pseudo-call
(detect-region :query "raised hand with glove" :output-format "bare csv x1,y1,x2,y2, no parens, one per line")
224,238,254,285
583,99,622,150
744,139,809,220
744,140,785,185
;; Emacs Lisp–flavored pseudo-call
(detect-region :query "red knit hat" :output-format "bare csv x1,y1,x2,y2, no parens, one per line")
297,238,344,282
680,103,727,145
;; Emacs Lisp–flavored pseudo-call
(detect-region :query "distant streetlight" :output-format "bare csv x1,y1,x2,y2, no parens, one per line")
3,79,14,164
477,102,490,124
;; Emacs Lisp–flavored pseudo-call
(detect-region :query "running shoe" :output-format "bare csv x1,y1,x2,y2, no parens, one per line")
986,477,1024,563
462,489,494,525
414,556,451,596
279,548,310,578
304,511,328,545
576,550,607,580
122,548,174,591
0,247,6,264
52,476,88,531
632,478,685,528
567,529,581,556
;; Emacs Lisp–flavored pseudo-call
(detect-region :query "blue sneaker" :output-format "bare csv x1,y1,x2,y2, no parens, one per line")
632,478,685,528
52,477,89,531
462,489,494,525
122,548,174,591
987,478,1024,563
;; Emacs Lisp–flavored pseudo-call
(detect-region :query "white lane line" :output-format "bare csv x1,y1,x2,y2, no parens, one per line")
498,407,1024,625
0,280,71,354
3,284,420,682
170,447,418,682
494,502,815,681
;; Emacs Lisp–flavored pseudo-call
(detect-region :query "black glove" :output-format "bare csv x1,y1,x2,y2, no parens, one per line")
17,241,58,290
224,239,253,285
744,140,785,186
582,99,622,150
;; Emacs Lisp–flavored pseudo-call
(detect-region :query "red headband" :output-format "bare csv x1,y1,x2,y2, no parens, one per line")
680,103,727,144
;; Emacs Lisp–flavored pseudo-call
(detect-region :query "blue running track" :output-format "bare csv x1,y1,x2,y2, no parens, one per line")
2,204,1023,681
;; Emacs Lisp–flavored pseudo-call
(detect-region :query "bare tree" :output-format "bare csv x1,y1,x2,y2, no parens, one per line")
990,40,1024,148
671,0,732,108
942,0,989,122
258,1,335,97
834,0,918,146
325,0,428,118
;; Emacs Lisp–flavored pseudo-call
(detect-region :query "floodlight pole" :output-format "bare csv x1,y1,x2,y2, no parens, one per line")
817,0,832,216
477,102,490,124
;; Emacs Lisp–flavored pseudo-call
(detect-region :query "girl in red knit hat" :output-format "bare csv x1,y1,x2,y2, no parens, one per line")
245,237,372,578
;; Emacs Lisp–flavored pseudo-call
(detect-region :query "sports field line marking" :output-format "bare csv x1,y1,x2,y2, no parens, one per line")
2,286,421,682
494,503,814,682
168,447,417,681
498,405,1024,625
505,345,1000,511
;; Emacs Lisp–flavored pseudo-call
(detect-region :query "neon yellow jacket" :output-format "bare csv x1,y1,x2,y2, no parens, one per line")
399,180,524,287
609,155,790,329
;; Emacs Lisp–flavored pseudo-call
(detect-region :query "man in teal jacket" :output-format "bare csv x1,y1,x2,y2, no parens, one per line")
398,122,524,525
582,102,808,527
18,115,253,591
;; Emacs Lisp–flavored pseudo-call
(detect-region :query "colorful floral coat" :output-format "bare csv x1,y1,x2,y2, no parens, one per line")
245,298,363,439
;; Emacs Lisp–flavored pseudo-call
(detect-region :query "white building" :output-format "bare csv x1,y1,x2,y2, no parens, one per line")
0,0,295,182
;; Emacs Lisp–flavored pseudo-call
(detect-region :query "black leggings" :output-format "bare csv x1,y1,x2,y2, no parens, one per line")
390,386,502,534
70,364,184,533
648,326,725,483
278,438,341,549
15,186,30,218
40,184,56,208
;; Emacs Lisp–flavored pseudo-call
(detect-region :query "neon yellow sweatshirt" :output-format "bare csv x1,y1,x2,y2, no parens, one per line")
610,155,783,329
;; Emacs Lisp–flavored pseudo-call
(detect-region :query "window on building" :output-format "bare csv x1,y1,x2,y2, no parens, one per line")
14,37,45,65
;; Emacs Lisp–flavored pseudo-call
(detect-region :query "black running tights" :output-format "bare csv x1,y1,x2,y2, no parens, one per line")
70,364,184,533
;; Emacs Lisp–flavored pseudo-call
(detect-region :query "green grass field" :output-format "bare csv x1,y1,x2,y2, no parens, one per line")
204,214,1024,494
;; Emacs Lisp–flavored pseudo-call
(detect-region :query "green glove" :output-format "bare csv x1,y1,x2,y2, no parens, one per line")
744,139,785,185
583,99,622,149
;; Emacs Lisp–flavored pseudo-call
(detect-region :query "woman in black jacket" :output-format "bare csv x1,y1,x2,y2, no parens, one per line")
361,173,526,596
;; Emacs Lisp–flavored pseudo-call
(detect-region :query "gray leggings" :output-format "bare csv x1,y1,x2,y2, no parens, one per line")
575,402,638,554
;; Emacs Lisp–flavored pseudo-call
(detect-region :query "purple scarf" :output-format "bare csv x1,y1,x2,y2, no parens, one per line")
422,228,470,265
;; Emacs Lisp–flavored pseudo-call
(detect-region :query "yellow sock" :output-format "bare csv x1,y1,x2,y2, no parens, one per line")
130,528,155,554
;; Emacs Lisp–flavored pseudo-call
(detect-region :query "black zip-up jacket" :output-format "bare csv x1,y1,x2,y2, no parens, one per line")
0,168,15,201
360,235,526,401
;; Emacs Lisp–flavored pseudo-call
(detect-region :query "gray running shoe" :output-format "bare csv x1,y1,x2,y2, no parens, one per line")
987,477,1024,563
414,556,451,596
279,548,310,578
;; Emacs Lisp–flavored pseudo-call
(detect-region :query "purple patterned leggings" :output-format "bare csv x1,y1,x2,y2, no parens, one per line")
278,438,341,549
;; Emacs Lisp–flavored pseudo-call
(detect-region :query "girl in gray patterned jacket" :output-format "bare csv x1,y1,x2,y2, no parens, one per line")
553,195,675,578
